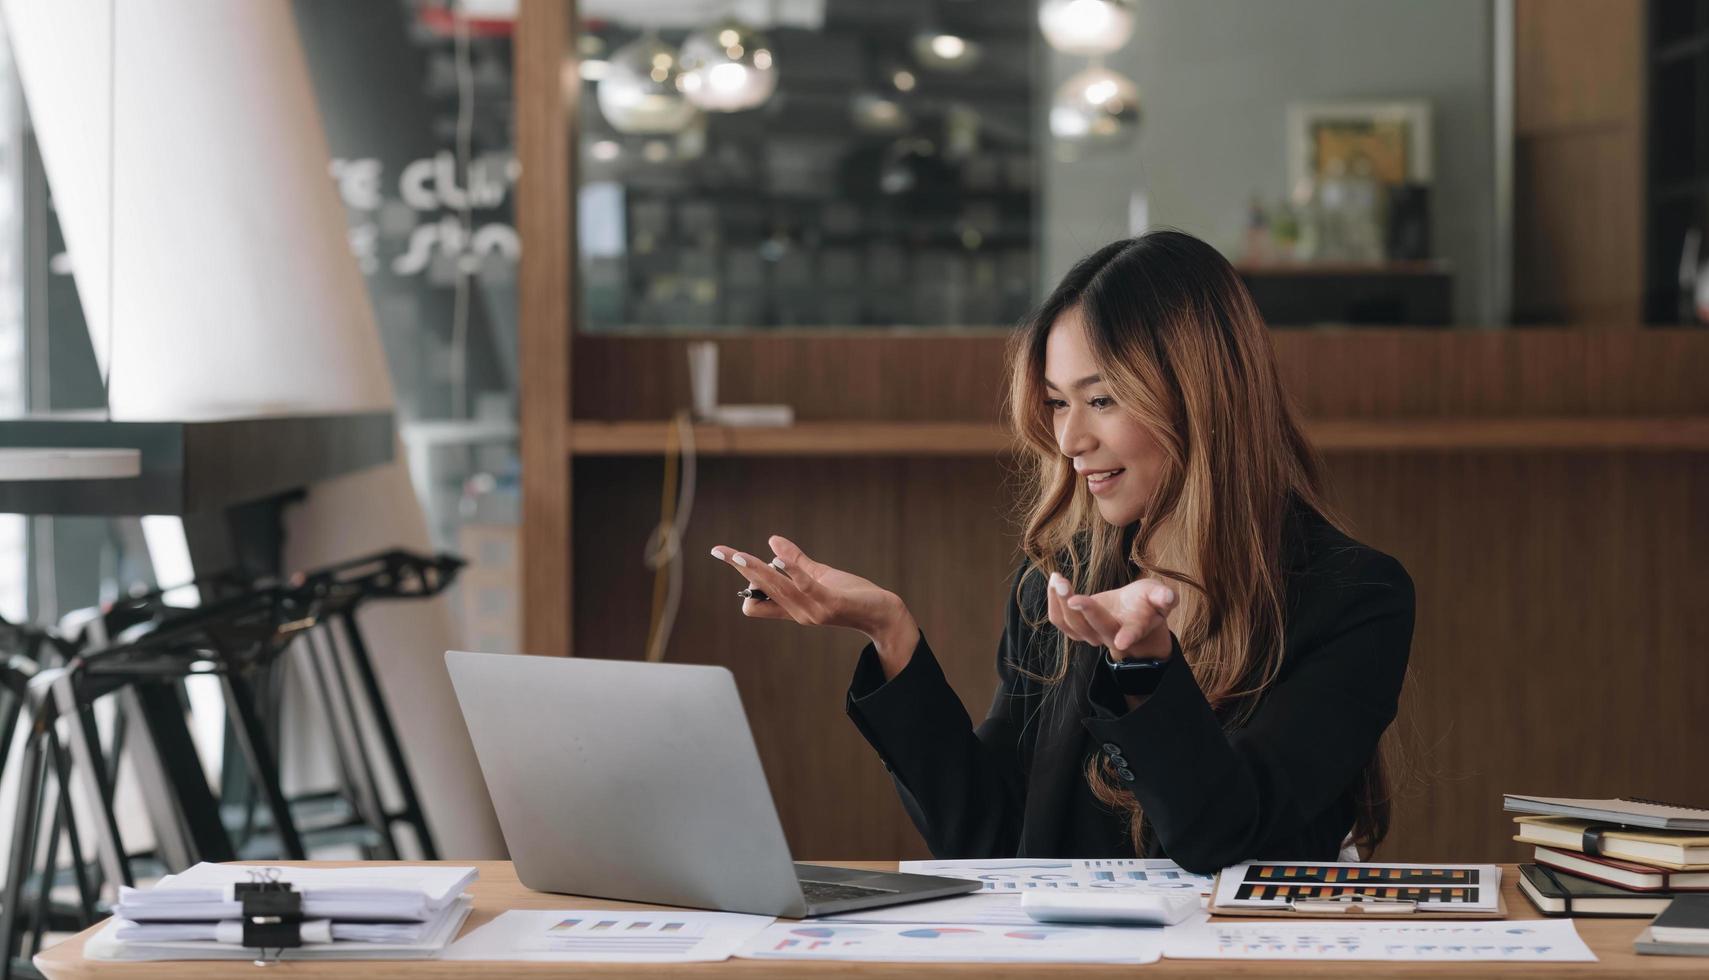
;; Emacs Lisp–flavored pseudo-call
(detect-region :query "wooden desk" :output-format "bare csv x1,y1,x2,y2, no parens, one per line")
33,861,1702,977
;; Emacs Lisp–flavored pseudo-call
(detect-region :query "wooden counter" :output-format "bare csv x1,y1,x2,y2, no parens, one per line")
34,861,1702,977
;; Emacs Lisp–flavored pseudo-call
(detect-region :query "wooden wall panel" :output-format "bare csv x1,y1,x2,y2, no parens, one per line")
572,333,1013,423
1329,452,1709,861
564,331,1709,862
1514,129,1644,326
573,456,1015,859
574,331,1709,422
574,449,1709,862
1515,0,1644,132
1511,0,1645,325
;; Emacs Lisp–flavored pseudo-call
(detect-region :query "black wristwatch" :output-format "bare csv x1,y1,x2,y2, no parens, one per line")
1104,652,1170,697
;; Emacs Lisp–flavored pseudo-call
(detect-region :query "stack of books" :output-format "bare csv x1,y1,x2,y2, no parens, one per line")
1504,795,1709,921
1635,895,1709,957
84,863,478,962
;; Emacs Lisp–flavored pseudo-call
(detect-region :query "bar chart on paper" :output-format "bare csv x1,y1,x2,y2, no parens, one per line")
445,910,774,963
1213,862,1501,913
543,916,705,953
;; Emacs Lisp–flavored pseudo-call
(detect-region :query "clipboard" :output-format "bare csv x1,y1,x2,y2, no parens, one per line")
1208,861,1507,919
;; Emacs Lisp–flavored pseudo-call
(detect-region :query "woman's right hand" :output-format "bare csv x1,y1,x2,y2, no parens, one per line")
711,535,921,677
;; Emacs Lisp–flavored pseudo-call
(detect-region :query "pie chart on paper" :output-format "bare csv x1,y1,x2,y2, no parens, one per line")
897,927,983,939
790,926,874,939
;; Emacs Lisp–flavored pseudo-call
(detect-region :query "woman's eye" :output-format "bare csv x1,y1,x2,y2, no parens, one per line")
1089,397,1115,409
1045,398,1067,410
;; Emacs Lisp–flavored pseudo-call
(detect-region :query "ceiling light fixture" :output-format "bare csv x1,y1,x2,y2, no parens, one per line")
595,34,699,134
678,17,778,112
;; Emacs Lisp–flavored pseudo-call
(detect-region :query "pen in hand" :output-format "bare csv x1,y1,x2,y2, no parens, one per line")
736,558,786,601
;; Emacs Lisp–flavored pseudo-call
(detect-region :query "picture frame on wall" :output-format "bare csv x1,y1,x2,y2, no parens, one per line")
1286,99,1434,193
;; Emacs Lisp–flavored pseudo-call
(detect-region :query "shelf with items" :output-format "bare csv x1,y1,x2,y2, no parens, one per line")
565,416,1709,457
1236,262,1454,327
1234,260,1452,277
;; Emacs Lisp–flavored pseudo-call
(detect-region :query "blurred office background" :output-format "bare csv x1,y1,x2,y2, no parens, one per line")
0,0,1705,945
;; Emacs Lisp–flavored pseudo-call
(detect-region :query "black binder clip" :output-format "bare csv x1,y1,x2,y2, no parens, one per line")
235,868,303,966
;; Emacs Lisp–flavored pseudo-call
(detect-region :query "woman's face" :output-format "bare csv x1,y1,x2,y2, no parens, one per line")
1044,307,1167,528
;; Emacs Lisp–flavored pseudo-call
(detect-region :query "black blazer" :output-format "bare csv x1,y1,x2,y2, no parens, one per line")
844,501,1414,874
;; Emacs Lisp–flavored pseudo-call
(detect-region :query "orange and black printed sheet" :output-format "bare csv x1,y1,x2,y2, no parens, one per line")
1212,862,1502,915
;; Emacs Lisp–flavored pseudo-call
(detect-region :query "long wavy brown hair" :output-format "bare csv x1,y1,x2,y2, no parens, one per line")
1001,230,1391,857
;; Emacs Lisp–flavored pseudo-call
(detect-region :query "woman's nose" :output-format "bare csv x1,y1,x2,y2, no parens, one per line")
1056,409,1096,457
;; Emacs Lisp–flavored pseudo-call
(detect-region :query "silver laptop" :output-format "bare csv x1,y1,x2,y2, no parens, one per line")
445,650,981,917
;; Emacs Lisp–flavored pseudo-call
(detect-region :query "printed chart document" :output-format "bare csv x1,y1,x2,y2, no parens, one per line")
899,858,1212,895
444,910,773,963
1164,919,1596,962
827,895,1212,930
825,894,1036,927
1213,861,1501,914
737,921,1162,964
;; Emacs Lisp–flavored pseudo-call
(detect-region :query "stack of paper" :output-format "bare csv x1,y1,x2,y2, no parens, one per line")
86,863,478,962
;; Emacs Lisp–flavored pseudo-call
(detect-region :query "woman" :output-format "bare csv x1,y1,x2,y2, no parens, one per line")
709,231,1414,874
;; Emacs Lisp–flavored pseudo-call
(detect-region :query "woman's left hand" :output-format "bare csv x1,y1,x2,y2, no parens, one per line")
1047,572,1178,660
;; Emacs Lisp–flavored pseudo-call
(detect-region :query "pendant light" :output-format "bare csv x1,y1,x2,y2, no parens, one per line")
1038,0,1137,56
1049,63,1141,145
596,34,699,135
678,17,778,112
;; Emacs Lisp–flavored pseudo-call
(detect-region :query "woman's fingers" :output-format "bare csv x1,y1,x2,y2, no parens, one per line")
1072,595,1126,651
1110,605,1158,652
766,535,822,579
741,595,791,619
1112,579,1177,650
1149,581,1177,613
1058,591,1101,646
711,545,784,577
1044,573,1071,639
712,546,819,624
1048,573,1097,645
1118,577,1177,614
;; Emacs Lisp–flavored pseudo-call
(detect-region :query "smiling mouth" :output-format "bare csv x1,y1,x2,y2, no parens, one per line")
1085,468,1124,485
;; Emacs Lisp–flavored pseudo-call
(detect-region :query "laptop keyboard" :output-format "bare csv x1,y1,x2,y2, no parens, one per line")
798,879,898,904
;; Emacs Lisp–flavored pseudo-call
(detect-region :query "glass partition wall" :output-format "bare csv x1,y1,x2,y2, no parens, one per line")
576,0,1040,331
296,0,521,652
572,0,1523,332
570,0,1702,332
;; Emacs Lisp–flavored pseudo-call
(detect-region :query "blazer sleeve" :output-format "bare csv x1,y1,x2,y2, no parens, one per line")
844,564,1039,858
1083,549,1414,874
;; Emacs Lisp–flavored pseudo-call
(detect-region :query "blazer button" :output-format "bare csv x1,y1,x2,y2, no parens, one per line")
1117,767,1136,781
1101,742,1122,755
